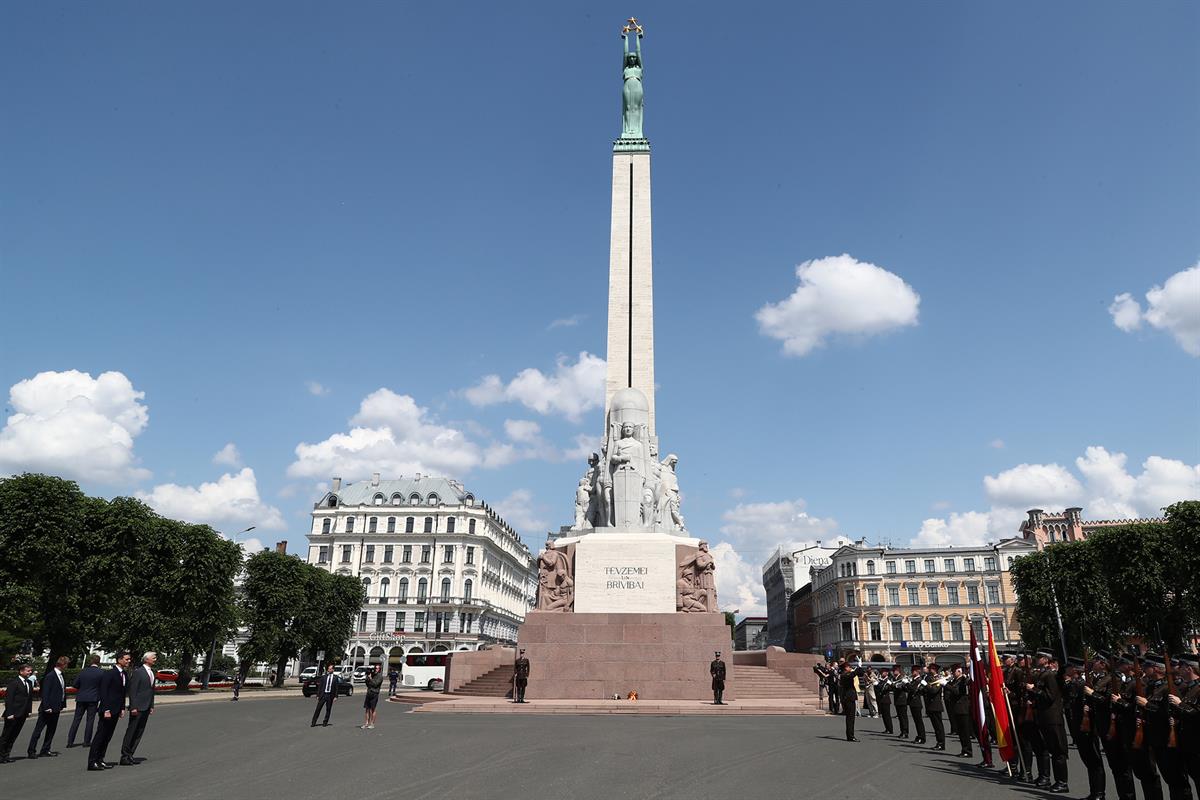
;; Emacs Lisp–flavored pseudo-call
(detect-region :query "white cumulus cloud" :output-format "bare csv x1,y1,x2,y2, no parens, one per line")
493,489,549,538
755,254,920,356
1111,264,1200,356
983,462,1084,509
306,381,331,396
912,510,991,548
137,467,285,531
0,370,150,484
464,352,606,422
212,442,242,468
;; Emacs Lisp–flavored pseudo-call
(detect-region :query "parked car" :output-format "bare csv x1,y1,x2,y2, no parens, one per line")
299,666,319,681
206,671,234,683
155,669,179,683
351,667,370,684
301,675,353,698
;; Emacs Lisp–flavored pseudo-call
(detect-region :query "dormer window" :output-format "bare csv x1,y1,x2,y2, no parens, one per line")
391,493,403,505
327,495,338,508
427,493,439,506
373,494,384,505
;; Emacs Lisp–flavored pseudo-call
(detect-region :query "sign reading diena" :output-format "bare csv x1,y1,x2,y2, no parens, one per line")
604,565,649,589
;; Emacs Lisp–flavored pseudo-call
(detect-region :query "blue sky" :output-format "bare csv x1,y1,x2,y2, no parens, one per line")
2,2,1197,612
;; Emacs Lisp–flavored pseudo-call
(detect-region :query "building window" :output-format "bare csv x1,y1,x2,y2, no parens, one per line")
346,517,355,534
374,494,384,506
391,494,402,506
376,611,387,631
396,611,406,631
971,618,985,641
841,620,853,642
869,620,882,641
369,517,378,533
905,560,916,574
909,620,923,641
357,611,367,632
888,587,900,606
866,560,875,575
890,619,904,641
928,586,939,605
866,586,879,606
966,584,980,604
417,578,428,603
929,619,944,641
446,517,456,533
924,559,935,573
410,494,421,505
907,586,920,605
402,545,412,563
361,577,371,597
886,560,897,575
318,546,330,564
365,545,375,563
415,611,425,632
321,518,331,534
420,545,431,564
844,589,855,607
405,517,414,533
964,557,976,572
947,584,960,604
423,517,433,533
984,556,997,571
944,558,955,573
383,545,393,563
441,578,452,602
986,584,1000,605
387,517,396,533
950,619,964,641
464,579,473,602
468,519,476,534
341,545,352,563
379,577,390,603
991,618,1006,639
465,547,475,565
443,545,454,563
1007,556,1015,568
398,578,409,602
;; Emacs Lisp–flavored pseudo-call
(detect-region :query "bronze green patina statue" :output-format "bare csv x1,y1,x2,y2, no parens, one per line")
620,18,644,139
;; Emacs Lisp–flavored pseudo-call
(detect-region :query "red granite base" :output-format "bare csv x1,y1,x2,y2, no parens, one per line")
516,612,734,701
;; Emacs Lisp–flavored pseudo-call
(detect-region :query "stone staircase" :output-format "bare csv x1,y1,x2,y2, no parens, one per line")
453,664,514,698
732,665,825,711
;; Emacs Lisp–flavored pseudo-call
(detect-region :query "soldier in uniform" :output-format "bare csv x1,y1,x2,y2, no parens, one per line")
512,649,530,704
945,663,974,758
1169,656,1198,796
840,659,866,742
1092,653,1137,800
876,665,895,734
908,664,928,744
710,651,727,705
892,666,911,739
1003,653,1032,781
924,663,948,751
1066,656,1108,800
1030,650,1070,793
1113,653,1165,800
1017,653,1052,785
1144,654,1191,800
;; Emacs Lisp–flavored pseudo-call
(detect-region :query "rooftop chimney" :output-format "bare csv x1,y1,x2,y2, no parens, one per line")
372,472,380,486
414,473,422,481
332,477,342,493
275,541,287,554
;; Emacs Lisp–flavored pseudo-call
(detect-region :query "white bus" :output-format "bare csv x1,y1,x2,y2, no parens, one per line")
402,653,448,690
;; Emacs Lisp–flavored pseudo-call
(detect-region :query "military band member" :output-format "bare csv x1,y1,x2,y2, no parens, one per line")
924,663,948,751
513,650,530,704
840,660,866,742
908,665,928,744
710,651,727,705
945,664,974,758
892,666,911,739
876,666,895,734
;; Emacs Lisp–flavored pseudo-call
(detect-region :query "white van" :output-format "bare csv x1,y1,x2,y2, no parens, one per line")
299,666,319,681
402,653,448,690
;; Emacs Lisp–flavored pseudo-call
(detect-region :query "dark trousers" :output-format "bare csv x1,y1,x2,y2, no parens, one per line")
1021,718,1049,778
515,678,527,703
1129,742,1165,800
67,701,97,746
1102,729,1138,800
879,701,894,733
1153,744,1193,800
88,713,119,765
910,705,926,741
1041,722,1069,784
311,695,335,725
712,680,725,704
0,714,29,759
1184,750,1199,797
1074,729,1107,799
953,711,973,755
896,703,910,736
27,710,59,755
844,697,857,740
928,709,946,747
121,710,150,759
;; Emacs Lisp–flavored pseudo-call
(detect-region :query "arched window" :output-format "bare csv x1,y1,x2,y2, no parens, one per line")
423,517,433,533
327,495,338,508
446,517,456,533
391,493,403,505
417,578,428,603
387,517,396,533
361,577,371,598
409,494,421,505
464,494,475,507
440,578,452,601
866,560,875,575
398,578,409,602
379,577,390,603
346,517,355,534
463,579,473,603
427,494,439,506
321,518,331,534
373,494,384,505
405,517,414,533
368,517,378,533
468,519,476,534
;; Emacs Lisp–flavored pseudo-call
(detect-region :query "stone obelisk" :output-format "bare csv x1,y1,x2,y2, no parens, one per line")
604,24,656,436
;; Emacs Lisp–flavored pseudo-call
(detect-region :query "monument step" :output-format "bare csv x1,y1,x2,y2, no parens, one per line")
455,664,515,698
731,665,821,700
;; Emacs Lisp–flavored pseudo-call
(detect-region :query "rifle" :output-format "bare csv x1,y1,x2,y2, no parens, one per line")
1023,651,1036,723
1131,653,1145,750
1080,647,1093,734
1105,651,1119,741
1166,650,1178,748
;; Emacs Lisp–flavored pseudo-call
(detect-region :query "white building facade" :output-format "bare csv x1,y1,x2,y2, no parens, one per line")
305,474,536,670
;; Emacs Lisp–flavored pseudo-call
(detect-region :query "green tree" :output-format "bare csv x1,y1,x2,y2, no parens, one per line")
295,569,362,681
165,522,243,691
238,550,310,680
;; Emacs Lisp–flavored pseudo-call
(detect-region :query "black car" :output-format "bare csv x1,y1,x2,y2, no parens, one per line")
302,675,353,697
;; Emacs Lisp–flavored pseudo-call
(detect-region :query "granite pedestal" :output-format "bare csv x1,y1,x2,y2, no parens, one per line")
517,611,734,701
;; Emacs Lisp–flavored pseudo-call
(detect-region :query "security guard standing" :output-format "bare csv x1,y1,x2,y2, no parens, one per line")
512,650,530,704
710,651,727,705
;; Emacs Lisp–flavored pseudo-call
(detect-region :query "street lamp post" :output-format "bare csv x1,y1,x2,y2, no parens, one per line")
202,525,255,690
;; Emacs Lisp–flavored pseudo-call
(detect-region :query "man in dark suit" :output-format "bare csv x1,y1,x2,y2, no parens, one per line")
120,651,156,765
311,663,340,727
27,655,70,758
88,650,131,771
908,665,928,744
67,654,103,748
1,663,35,763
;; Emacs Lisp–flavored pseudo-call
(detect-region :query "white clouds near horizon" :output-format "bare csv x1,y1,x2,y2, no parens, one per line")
464,352,605,422
212,442,242,467
755,254,920,356
137,467,285,531
493,489,550,537
1110,264,1200,356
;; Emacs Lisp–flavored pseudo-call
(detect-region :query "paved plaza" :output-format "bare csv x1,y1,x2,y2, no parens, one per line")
0,696,1116,800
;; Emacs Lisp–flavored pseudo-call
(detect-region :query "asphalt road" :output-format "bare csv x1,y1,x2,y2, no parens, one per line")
0,699,1111,800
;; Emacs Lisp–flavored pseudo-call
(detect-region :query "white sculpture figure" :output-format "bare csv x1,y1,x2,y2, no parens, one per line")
584,453,603,527
573,478,591,530
657,453,685,531
609,421,646,527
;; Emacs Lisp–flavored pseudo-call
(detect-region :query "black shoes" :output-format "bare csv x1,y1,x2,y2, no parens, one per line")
847,737,860,742
956,751,971,758
88,763,107,771
1048,782,1069,794
119,757,136,766
26,752,38,759
1035,776,1052,788
41,751,59,757
934,744,946,751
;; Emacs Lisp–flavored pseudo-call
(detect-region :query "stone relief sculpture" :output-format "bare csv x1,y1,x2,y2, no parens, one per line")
676,565,707,612
677,541,716,612
536,539,574,612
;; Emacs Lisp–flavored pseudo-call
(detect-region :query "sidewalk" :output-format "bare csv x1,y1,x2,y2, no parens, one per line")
152,687,303,705
412,697,831,715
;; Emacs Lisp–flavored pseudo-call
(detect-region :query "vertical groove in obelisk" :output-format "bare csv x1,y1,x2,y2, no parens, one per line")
628,162,634,388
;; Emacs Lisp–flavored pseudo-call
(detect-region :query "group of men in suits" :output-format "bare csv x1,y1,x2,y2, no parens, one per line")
0,650,158,772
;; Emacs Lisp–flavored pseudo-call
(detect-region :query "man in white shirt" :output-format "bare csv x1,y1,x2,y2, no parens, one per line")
27,656,70,758
119,652,156,765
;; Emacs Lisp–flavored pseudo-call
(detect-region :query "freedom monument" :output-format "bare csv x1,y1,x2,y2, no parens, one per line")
517,20,733,701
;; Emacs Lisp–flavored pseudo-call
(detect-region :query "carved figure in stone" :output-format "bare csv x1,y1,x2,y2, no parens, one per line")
677,541,716,612
640,485,655,526
536,539,574,612
609,422,646,527
657,454,685,530
620,23,645,138
597,447,613,527
584,453,603,527
573,478,591,530
676,565,706,612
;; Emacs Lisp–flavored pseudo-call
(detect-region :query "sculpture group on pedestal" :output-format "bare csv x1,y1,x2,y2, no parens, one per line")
676,541,716,613
536,538,574,612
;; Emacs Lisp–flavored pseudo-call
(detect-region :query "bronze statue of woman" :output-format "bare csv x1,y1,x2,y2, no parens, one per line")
621,28,644,138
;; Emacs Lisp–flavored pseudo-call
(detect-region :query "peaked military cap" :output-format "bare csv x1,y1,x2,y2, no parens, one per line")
1036,649,1056,659
1067,657,1085,667
1142,653,1165,666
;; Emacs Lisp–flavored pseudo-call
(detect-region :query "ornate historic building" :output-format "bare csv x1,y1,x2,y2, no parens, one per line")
305,474,536,669
1019,506,1168,548
808,539,1036,667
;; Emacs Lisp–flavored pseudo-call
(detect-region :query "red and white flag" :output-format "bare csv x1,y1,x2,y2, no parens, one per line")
968,627,991,759
986,618,1016,763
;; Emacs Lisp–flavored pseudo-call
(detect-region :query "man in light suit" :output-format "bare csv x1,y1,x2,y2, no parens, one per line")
311,663,340,727
67,654,103,748
88,650,131,771
1,663,35,763
27,655,70,758
120,651,156,765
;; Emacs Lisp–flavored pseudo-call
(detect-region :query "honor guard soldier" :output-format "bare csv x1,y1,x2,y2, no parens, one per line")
513,650,530,704
1066,656,1108,800
1091,652,1137,800
710,651,727,705
1169,656,1198,796
892,666,911,739
1030,650,1070,793
840,659,866,741
1018,653,1051,786
1113,653,1165,800
924,663,948,750
1144,654,1191,800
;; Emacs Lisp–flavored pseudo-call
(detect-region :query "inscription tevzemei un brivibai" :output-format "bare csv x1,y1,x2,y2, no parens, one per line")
604,565,649,589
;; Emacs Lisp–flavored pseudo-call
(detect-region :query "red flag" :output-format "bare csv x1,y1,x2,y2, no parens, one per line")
986,618,1016,763
968,627,991,762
